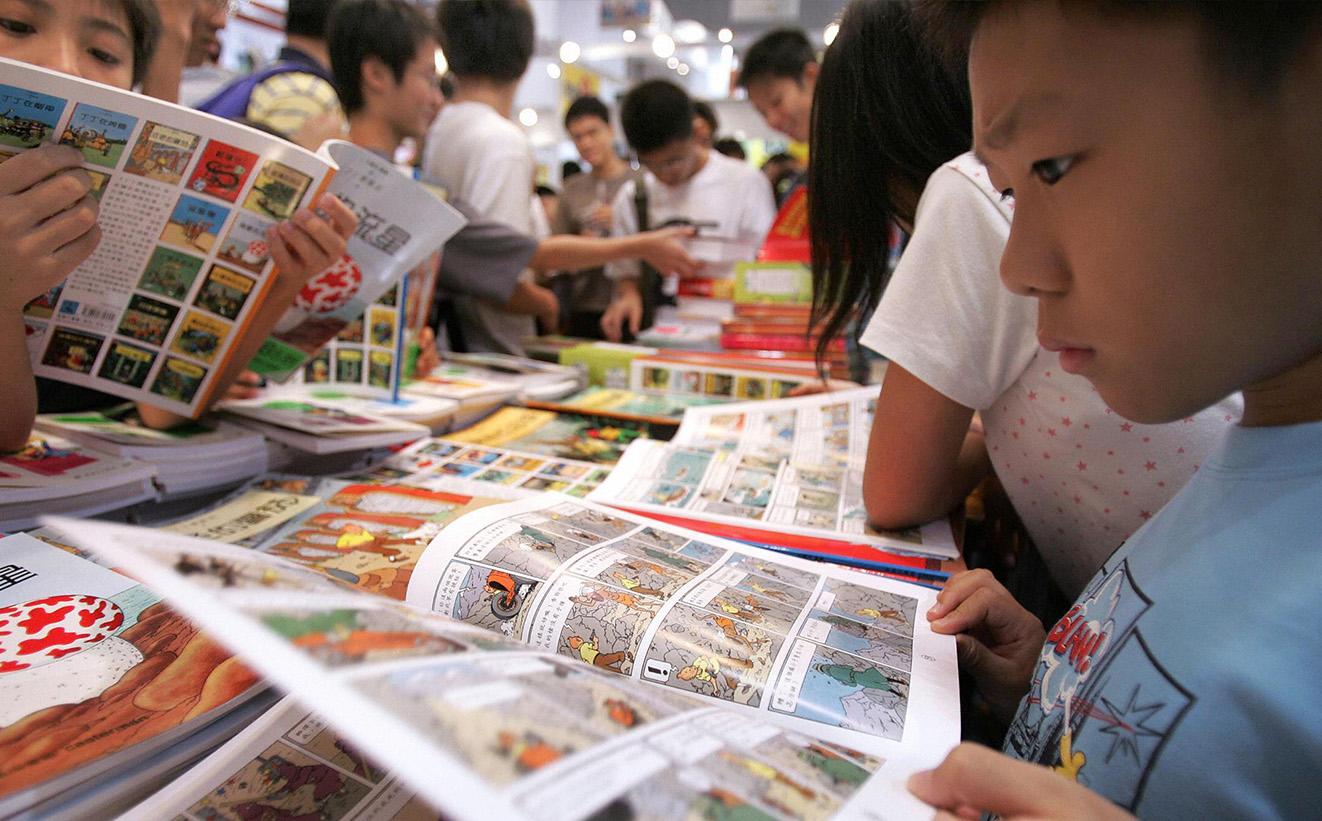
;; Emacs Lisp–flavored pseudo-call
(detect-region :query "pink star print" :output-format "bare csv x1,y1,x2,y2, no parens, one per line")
1120,422,1133,432
1145,461,1157,471
1077,461,1088,471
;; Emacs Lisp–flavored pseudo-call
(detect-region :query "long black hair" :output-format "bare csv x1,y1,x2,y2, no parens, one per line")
807,0,972,366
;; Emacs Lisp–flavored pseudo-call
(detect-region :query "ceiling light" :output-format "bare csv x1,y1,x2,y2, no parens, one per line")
666,56,679,70
518,107,538,127
823,22,840,46
718,28,733,43
546,63,561,79
652,33,675,59
623,29,637,43
559,41,581,64
433,48,447,74
677,64,690,76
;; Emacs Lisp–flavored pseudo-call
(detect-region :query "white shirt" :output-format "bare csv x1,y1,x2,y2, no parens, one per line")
861,152,1240,596
605,150,776,282
423,101,536,354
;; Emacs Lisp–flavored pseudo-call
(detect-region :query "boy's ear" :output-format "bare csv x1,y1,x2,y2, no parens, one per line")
361,56,394,96
800,61,820,86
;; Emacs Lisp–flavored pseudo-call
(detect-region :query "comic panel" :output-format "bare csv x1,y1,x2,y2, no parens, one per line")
528,575,661,677
336,315,364,343
98,340,156,389
123,121,199,184
286,716,390,785
452,519,594,582
528,502,637,541
431,559,541,639
817,579,917,639
86,169,109,200
615,538,711,578
58,103,135,167
195,265,256,320
244,159,313,220
149,356,207,403
639,603,783,707
368,305,397,346
725,571,814,610
188,139,259,202
658,448,713,485
116,294,178,346
304,349,331,383
770,641,910,742
40,328,103,374
685,580,803,636
567,544,695,600
138,246,206,301
185,740,373,821
368,351,393,389
723,553,821,594
252,603,473,669
798,611,912,673
161,194,230,253
0,86,65,148
170,310,230,364
216,210,275,274
335,347,363,382
23,283,62,320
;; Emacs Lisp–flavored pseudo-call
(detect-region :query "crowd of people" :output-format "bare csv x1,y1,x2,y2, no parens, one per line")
2,0,1320,817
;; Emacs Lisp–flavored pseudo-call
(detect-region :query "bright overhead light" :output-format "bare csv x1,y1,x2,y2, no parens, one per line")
721,44,734,61
823,22,840,46
677,63,690,76
666,56,679,70
622,28,637,43
558,41,581,64
518,107,538,127
652,33,675,59
673,19,707,44
718,27,733,43
433,48,447,74
546,63,561,79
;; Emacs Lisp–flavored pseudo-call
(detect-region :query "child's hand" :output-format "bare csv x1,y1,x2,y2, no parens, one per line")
0,145,100,311
414,327,440,377
266,194,358,285
909,742,1133,820
927,569,1045,722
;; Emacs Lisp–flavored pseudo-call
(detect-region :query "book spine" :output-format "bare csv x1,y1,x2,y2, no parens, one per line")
720,333,846,352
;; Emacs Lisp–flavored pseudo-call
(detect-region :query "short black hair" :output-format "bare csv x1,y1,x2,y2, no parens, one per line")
737,28,816,88
693,100,718,133
286,0,339,39
435,0,534,82
328,0,433,114
535,184,557,198
561,160,583,179
713,137,745,160
117,0,160,86
564,95,610,130
620,79,693,154
918,1,1322,92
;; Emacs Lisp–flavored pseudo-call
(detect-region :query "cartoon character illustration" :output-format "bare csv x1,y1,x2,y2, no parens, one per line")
610,572,664,599
567,633,626,672
484,570,535,619
813,662,906,696
707,615,755,650
747,580,791,603
856,606,904,625
676,653,751,695
603,697,640,728
495,730,567,773
1054,730,1087,780
796,743,871,788
517,525,556,552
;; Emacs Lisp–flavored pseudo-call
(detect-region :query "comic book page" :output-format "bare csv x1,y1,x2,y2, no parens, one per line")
2,58,335,417
381,438,611,500
590,389,959,561
443,406,652,466
53,520,944,820
250,141,465,382
0,434,152,493
525,386,730,426
293,279,407,397
631,356,814,401
0,534,262,817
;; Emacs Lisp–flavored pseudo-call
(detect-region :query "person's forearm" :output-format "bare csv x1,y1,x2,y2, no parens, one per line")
499,279,555,316
0,311,38,451
529,234,633,273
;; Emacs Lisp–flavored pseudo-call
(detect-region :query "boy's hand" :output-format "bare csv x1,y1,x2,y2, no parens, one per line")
636,227,704,278
928,569,1045,721
0,145,100,311
909,742,1134,820
266,194,358,287
600,280,643,341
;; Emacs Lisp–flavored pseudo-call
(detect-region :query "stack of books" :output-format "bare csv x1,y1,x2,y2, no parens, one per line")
0,435,157,530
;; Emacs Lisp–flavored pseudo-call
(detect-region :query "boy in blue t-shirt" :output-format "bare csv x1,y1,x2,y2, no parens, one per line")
907,2,1322,817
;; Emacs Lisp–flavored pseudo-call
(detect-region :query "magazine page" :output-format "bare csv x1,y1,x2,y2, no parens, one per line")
589,389,959,561
251,141,465,381
381,437,611,500
219,396,426,434
2,58,335,417
525,386,729,425
406,495,958,762
0,534,261,817
35,404,237,448
54,521,943,820
0,434,151,493
631,356,814,401
444,406,652,465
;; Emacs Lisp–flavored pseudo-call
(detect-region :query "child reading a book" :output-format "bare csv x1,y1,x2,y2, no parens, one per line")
809,0,1239,598
0,0,357,448
902,2,1322,817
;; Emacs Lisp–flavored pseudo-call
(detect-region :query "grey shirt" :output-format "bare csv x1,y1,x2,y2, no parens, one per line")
553,168,634,313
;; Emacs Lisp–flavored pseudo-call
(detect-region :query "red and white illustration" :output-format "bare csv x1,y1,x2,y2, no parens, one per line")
293,254,363,314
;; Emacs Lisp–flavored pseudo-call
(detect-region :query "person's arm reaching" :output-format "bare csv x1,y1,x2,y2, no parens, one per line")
529,227,702,278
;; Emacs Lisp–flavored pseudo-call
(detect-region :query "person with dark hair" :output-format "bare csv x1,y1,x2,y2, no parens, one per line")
712,137,746,161
554,95,632,337
691,100,718,148
761,152,802,206
738,28,817,144
422,0,555,354
816,0,1236,601
560,160,583,181
600,80,774,340
904,2,1322,818
196,0,343,140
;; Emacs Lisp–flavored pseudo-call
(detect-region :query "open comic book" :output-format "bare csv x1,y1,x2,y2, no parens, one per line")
48,492,958,819
590,389,958,565
3,58,463,416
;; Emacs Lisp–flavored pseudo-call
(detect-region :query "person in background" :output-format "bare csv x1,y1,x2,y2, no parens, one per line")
738,28,817,145
139,0,232,105
761,152,803,206
691,100,718,148
422,0,557,355
713,137,746,161
560,159,583,181
553,95,635,338
600,80,775,341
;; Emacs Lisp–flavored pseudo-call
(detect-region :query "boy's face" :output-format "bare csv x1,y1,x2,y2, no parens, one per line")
567,114,614,169
0,0,134,88
746,66,816,144
637,136,704,188
384,38,443,142
971,3,1322,424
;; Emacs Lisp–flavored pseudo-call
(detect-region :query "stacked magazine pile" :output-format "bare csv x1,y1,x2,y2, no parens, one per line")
219,396,429,454
0,434,157,529
405,353,584,428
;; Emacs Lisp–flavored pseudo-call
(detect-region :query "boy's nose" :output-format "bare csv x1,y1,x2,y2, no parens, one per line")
999,196,1068,298
35,39,81,78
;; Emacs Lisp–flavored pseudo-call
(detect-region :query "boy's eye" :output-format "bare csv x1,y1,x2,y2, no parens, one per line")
88,48,122,66
1031,156,1075,185
999,188,1015,203
0,18,35,35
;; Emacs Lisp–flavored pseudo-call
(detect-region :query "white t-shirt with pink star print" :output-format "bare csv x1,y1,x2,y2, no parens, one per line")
860,152,1241,595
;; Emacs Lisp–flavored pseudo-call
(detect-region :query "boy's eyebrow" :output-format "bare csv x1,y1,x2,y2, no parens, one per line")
977,91,1069,152
85,0,132,42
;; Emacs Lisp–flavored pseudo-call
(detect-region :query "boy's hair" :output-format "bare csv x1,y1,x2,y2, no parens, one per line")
713,137,745,160
620,80,694,154
118,0,160,86
918,1,1322,91
435,0,534,82
564,95,610,131
285,0,339,39
737,28,816,88
328,0,433,114
693,100,718,134
807,0,971,366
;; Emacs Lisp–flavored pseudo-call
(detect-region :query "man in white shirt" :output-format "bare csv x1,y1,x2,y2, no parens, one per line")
601,80,776,341
422,0,556,355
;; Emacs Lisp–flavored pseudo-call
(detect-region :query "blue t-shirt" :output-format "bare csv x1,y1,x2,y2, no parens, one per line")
1003,419,1322,816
